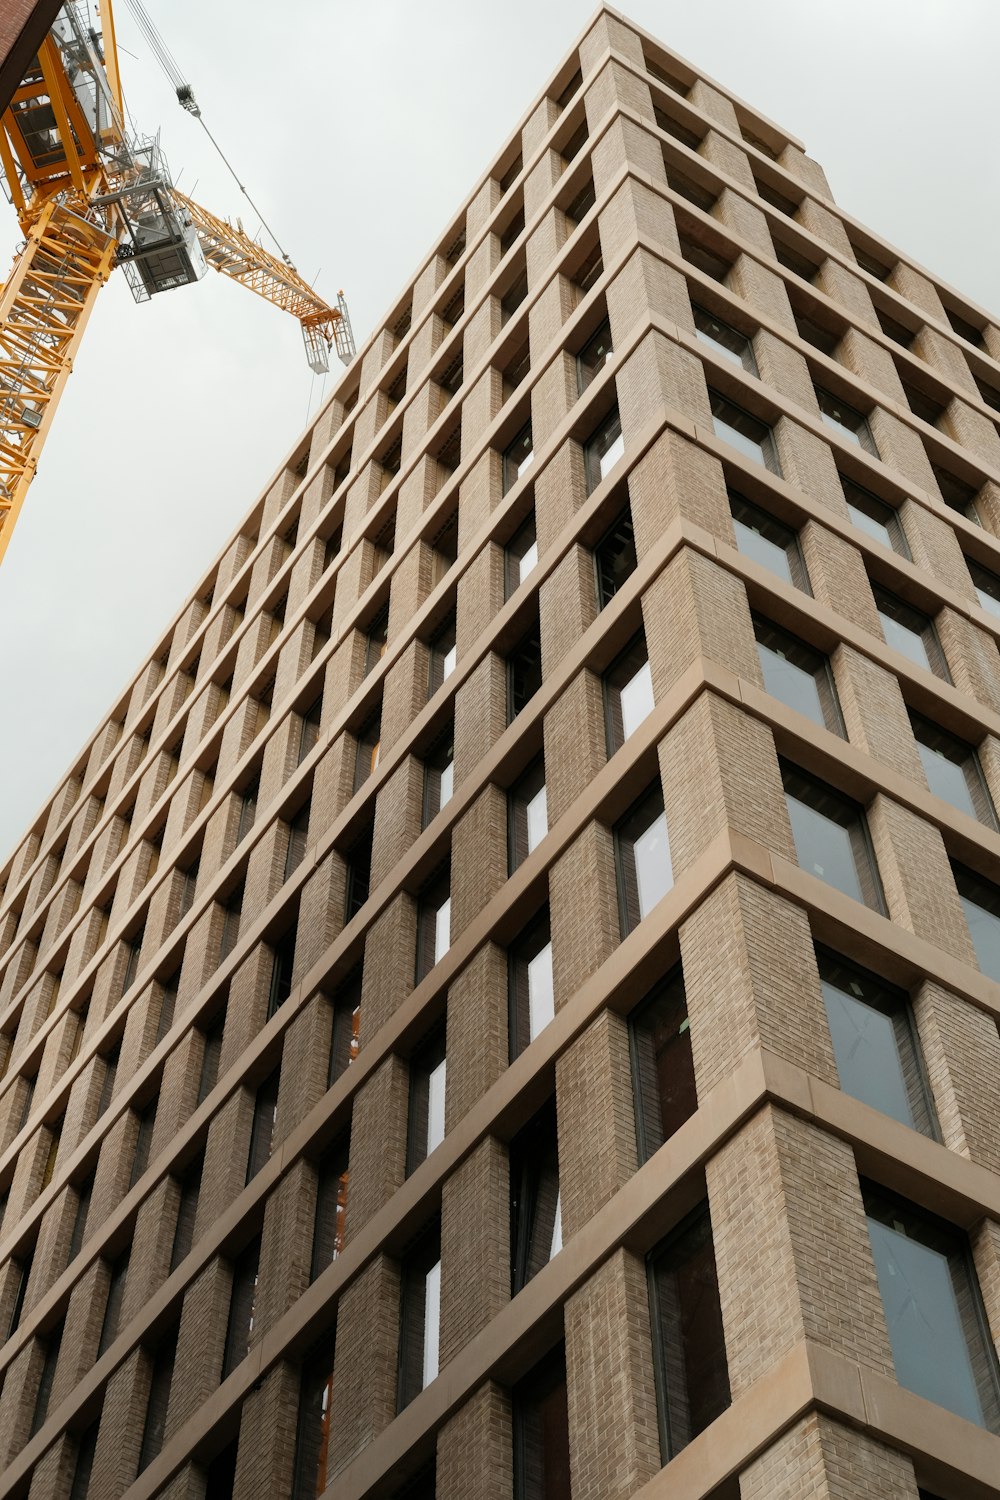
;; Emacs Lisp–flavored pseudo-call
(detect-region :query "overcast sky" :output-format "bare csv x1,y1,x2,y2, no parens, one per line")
0,0,996,861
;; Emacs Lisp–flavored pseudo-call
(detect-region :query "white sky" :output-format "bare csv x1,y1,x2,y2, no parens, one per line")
0,0,997,861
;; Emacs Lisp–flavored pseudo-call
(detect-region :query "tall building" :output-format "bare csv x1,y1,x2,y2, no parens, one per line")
2,6,1000,1498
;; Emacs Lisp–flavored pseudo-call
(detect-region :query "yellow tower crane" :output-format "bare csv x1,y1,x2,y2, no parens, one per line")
0,0,354,567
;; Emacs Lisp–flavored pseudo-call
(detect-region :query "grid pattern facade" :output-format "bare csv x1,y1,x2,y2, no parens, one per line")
2,7,1000,1498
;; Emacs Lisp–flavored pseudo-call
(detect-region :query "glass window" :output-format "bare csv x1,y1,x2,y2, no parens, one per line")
954,864,1000,982
509,913,555,1059
781,762,883,910
508,628,543,721
246,1069,279,1183
506,512,538,597
816,386,880,457
729,492,809,589
397,1227,442,1409
840,475,909,556
353,714,381,793
604,632,654,753
616,784,673,933
428,615,457,695
504,422,534,491
630,970,697,1162
577,319,613,392
510,1103,561,1293
284,803,310,882
512,1346,571,1500
344,827,372,923
970,559,1000,621
328,973,362,1087
267,931,296,1018
911,714,995,825
817,950,935,1134
415,874,451,983
753,615,843,734
648,1205,731,1460
221,1237,260,1378
679,234,731,283
364,606,389,675
874,586,949,679
710,390,780,473
422,733,454,827
311,1137,349,1278
407,1027,447,1174
693,305,757,374
865,1187,1000,1433
584,407,624,491
594,507,637,608
298,696,322,764
138,1328,178,1473
509,758,548,871
292,1345,335,1500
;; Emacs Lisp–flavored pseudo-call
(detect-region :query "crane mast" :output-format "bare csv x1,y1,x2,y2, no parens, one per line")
0,0,353,567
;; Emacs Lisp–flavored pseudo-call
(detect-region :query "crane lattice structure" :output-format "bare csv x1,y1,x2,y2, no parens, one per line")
0,0,354,567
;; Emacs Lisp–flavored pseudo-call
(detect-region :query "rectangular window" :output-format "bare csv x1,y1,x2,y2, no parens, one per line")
604,632,654,753
577,319,613,392
874,586,949,679
415,873,451,983
68,1176,92,1262
397,1226,442,1410
710,390,780,473
138,1328,178,1473
267,931,296,1018
170,1154,203,1271
312,1138,350,1279
954,864,1000,982
8,1249,32,1336
292,1343,336,1500
364,606,389,676
284,802,310,881
584,407,624,491
178,860,199,919
30,1319,64,1436
298,697,322,764
512,1346,571,1500
504,422,534,492
510,1103,561,1293
781,762,883,910
594,507,636,608
616,784,673,933
816,386,880,457
129,1098,157,1190
353,714,381,793
509,912,554,1060
246,1068,280,1183
505,512,538,597
729,492,809,589
422,732,454,827
865,1186,1000,1432
407,1027,447,1174
753,615,843,734
630,970,697,1162
911,713,995,825
501,270,528,323
235,776,259,846
219,882,244,962
648,1205,731,1459
344,825,373,923
197,1013,224,1105
970,560,1000,620
98,1249,130,1355
69,1422,99,1500
222,1236,261,1379
817,950,935,1134
693,305,757,373
328,974,362,1087
428,615,457,696
508,629,543,721
509,758,548,872
679,233,731,283
840,475,909,555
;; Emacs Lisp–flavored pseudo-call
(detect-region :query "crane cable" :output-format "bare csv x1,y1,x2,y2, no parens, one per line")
119,0,299,269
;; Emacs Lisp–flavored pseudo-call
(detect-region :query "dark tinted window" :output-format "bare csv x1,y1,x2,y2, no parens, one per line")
594,508,637,608
510,1104,561,1293
630,971,697,1161
648,1206,731,1458
513,1345,571,1500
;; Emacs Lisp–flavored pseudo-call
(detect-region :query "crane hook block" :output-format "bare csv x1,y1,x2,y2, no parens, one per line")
176,84,201,117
